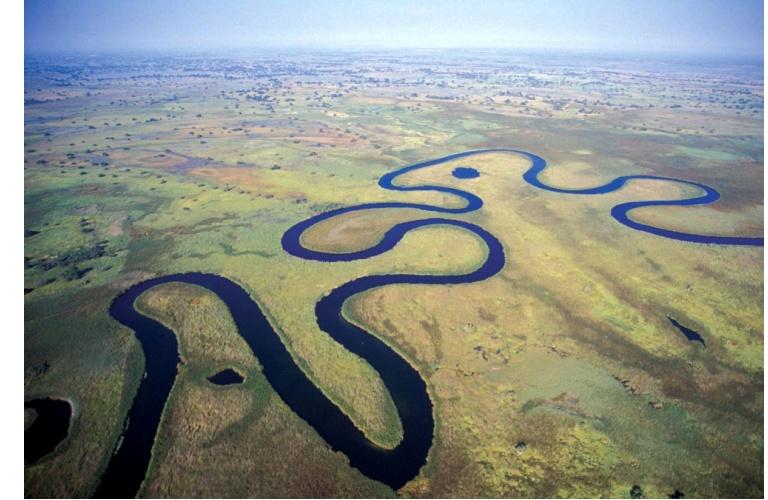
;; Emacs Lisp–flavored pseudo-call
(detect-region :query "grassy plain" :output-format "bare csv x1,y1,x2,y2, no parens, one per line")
24,51,762,497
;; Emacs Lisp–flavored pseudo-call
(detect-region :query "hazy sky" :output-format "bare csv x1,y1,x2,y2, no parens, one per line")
25,0,764,57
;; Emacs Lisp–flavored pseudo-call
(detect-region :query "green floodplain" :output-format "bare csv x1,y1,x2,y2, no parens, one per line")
24,50,763,498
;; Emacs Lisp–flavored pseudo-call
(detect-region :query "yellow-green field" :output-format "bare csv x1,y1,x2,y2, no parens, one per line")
24,52,763,498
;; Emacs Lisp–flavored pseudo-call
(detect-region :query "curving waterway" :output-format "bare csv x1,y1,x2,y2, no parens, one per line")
95,149,762,498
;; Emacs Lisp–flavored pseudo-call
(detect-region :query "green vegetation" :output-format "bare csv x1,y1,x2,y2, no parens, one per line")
25,51,762,498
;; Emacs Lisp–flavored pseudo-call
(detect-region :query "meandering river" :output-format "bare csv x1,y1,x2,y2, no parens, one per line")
94,149,762,498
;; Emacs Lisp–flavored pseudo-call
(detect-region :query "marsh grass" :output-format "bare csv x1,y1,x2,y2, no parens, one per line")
25,56,763,497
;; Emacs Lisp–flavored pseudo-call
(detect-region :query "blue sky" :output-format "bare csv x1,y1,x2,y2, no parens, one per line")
25,0,763,57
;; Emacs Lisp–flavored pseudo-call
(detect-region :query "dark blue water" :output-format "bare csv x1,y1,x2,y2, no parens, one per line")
207,368,245,385
25,398,72,464
283,149,762,258
99,219,503,496
98,148,760,498
518,149,763,246
452,166,480,179
95,281,181,499
668,317,706,346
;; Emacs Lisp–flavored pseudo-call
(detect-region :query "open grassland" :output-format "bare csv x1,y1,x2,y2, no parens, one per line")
349,154,762,497
25,52,762,498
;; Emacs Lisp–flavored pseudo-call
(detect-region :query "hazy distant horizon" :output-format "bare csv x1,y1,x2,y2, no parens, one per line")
22,45,766,63
25,0,764,59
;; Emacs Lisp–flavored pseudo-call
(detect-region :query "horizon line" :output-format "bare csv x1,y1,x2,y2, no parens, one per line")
24,45,765,61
